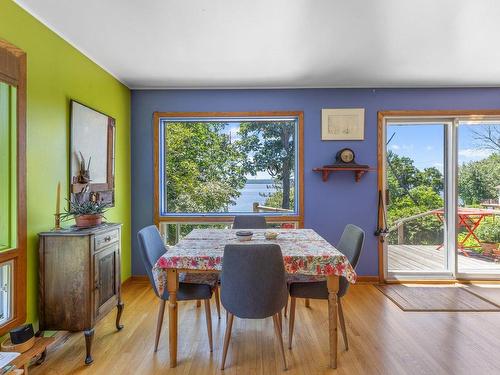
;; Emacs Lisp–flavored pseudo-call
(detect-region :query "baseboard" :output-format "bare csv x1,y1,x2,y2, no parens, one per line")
356,276,380,284
122,275,149,286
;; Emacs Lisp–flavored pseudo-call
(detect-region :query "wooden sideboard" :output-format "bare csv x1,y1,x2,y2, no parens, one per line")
38,223,124,364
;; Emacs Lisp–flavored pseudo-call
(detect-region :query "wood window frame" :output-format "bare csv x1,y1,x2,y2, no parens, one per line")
377,110,500,283
0,39,27,334
153,111,305,228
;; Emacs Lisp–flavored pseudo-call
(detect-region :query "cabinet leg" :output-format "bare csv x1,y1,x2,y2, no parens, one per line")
116,301,125,330
84,329,94,365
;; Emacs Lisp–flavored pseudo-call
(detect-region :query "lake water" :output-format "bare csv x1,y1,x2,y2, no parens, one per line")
230,183,276,212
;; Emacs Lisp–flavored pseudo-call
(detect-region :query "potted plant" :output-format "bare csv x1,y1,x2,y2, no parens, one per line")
61,196,109,228
476,219,500,257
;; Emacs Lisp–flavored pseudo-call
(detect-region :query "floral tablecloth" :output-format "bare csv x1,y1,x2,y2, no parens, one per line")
153,229,357,295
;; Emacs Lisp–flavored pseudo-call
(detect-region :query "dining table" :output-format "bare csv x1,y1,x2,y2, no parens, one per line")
152,228,357,369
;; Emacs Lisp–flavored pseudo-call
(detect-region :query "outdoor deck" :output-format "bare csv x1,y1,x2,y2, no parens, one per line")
388,244,500,272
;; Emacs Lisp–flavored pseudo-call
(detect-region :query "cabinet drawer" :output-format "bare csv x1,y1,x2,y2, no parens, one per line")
94,229,119,250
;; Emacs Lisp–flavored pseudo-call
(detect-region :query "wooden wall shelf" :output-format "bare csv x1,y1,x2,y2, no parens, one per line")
313,166,374,183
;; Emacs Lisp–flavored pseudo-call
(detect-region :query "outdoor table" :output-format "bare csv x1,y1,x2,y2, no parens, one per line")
152,228,357,369
434,208,495,255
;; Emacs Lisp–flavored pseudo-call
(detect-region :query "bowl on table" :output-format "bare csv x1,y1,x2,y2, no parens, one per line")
264,231,279,240
235,231,253,241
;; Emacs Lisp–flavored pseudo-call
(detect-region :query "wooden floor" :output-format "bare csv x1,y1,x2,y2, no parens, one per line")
31,280,500,375
388,244,500,272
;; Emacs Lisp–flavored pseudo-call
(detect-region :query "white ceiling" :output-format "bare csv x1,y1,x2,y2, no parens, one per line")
14,0,500,89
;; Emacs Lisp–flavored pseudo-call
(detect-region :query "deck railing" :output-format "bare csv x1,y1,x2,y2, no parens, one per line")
252,202,293,213
388,209,440,244
388,208,500,245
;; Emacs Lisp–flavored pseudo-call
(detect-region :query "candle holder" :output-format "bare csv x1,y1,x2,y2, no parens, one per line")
53,213,62,231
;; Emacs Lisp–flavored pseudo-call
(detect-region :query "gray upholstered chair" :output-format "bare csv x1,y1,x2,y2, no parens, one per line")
220,244,288,370
287,224,365,351
137,225,218,352
232,215,267,229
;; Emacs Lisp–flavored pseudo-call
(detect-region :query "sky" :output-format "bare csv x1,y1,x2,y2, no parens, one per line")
387,123,499,173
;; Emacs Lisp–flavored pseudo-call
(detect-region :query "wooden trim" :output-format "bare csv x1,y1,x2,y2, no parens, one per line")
156,215,302,223
384,279,500,285
377,109,500,283
377,110,500,119
153,111,305,227
153,111,160,226
296,111,304,228
0,39,27,336
123,275,149,284
377,112,384,283
356,276,379,284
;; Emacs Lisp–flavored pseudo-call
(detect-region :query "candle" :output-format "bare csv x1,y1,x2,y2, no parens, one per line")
56,181,61,216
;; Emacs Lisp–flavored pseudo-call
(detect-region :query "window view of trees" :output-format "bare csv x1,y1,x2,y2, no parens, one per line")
162,118,297,215
386,150,444,245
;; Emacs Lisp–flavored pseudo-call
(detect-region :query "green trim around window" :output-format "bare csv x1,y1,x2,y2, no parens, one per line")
0,82,16,251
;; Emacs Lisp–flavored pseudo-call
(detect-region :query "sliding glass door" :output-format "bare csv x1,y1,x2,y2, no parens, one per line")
385,121,453,278
383,116,500,280
456,121,500,277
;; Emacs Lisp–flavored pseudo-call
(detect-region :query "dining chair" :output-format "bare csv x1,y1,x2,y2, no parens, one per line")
287,224,365,351
232,215,267,229
220,244,288,370
137,225,219,352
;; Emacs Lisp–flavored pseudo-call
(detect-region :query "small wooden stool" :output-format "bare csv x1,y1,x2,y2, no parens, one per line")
7,337,54,374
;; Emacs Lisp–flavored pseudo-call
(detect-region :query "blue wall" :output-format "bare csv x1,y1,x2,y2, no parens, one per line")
131,88,500,276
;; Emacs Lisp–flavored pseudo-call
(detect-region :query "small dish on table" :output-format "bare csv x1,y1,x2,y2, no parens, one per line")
235,231,253,242
264,231,279,240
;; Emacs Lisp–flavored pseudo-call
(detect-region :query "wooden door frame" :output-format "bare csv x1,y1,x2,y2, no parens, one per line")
377,110,500,283
0,39,27,334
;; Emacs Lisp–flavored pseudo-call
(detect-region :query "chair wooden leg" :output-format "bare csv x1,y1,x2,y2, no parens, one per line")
288,297,296,349
338,298,348,351
196,300,201,307
204,299,213,352
305,298,310,308
214,285,221,319
154,299,166,352
284,295,288,318
273,314,287,370
221,313,234,370
277,309,283,332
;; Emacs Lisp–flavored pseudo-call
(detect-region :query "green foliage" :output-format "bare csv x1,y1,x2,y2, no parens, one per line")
386,151,443,203
475,218,500,243
61,198,109,221
165,122,247,213
237,121,295,209
264,186,295,209
458,153,500,205
387,152,444,245
457,232,480,249
387,186,444,245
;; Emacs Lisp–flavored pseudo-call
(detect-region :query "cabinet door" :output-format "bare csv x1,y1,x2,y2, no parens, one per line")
94,243,119,320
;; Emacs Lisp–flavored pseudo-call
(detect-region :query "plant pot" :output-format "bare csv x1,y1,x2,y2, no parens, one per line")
481,242,499,257
75,214,102,228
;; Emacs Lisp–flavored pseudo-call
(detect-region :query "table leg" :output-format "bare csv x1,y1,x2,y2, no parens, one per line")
326,275,339,369
167,269,179,367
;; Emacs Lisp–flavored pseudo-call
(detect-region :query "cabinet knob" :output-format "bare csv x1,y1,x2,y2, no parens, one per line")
104,236,111,242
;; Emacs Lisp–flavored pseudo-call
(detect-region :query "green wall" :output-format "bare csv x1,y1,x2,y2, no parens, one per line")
0,0,131,326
